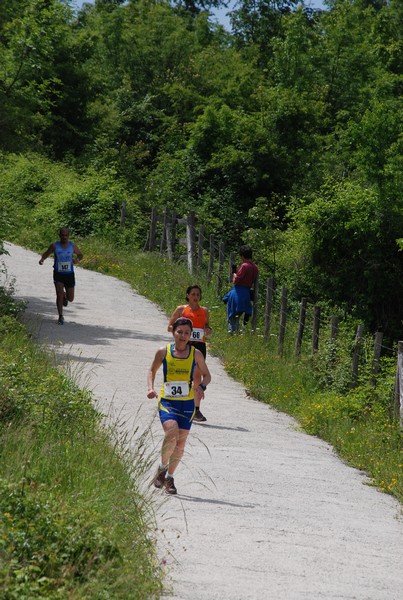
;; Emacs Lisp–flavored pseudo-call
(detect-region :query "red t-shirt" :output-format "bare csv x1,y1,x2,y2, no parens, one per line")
233,260,258,288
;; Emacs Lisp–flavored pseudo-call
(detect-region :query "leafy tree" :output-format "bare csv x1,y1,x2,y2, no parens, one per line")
0,0,94,155
230,0,300,62
278,180,403,337
172,0,228,17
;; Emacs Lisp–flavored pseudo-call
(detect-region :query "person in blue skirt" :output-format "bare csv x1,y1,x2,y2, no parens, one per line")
223,245,258,334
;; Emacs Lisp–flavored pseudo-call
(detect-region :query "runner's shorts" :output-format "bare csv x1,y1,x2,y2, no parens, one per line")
189,341,207,358
159,398,195,430
53,272,75,287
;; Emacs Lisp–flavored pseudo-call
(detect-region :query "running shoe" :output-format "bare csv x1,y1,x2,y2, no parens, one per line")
193,408,207,422
63,294,68,307
152,467,167,489
58,315,64,325
164,477,177,495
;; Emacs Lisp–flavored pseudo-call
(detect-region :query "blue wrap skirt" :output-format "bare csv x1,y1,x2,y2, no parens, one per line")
223,285,252,319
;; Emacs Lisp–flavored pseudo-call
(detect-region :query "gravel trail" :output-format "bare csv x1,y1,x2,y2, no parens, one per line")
2,242,402,600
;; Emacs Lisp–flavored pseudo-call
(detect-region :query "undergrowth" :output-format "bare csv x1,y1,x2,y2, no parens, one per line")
0,281,163,599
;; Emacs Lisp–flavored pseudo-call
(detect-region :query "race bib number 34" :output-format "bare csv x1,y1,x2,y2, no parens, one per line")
164,381,189,398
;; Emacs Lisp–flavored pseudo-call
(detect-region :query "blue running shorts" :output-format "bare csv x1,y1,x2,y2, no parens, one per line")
159,398,195,430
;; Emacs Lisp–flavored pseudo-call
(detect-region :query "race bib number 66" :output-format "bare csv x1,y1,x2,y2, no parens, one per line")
164,381,189,398
191,328,204,341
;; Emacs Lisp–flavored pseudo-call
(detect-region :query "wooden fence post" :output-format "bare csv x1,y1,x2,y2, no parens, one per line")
295,298,307,356
312,306,320,354
160,207,169,254
197,224,204,268
166,212,174,261
278,286,288,356
170,210,177,254
351,323,365,384
229,252,235,283
120,201,126,230
264,278,274,341
207,235,214,283
217,241,225,296
186,211,196,274
372,331,383,383
251,272,259,332
330,316,339,342
394,341,403,426
148,207,158,251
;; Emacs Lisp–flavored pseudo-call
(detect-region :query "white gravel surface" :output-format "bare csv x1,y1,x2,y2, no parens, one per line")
2,242,402,600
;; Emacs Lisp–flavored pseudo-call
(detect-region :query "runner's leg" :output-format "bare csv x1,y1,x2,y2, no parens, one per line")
161,420,180,467
167,427,190,476
54,281,65,317
65,285,74,302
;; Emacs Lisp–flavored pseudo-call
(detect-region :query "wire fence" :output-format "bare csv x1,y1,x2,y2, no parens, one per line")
144,208,403,424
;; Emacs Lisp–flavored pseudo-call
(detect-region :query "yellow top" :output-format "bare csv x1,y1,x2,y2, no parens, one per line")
160,343,195,400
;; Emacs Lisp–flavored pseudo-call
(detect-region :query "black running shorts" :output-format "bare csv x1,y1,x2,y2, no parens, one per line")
53,271,75,287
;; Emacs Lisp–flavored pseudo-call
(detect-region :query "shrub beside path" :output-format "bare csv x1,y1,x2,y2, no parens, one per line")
3,242,402,600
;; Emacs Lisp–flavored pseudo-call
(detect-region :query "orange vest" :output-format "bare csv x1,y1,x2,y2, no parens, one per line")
182,305,207,344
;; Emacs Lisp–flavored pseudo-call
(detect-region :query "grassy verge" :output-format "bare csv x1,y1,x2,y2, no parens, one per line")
0,285,163,598
77,238,402,504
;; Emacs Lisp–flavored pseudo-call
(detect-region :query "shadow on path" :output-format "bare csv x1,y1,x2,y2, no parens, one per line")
192,423,249,432
20,297,171,346
175,495,255,509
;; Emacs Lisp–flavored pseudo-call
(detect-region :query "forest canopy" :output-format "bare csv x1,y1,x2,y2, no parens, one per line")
1,0,403,337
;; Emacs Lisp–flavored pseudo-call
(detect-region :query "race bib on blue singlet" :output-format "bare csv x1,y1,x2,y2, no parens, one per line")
57,261,71,273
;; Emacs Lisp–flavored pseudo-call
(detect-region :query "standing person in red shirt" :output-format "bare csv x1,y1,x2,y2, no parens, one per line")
223,245,258,334
168,285,212,422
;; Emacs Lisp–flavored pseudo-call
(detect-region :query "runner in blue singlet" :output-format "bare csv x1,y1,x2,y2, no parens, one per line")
39,227,83,324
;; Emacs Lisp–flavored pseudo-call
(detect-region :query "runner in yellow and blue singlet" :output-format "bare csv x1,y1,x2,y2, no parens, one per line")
147,317,212,495
159,341,196,430
167,284,212,421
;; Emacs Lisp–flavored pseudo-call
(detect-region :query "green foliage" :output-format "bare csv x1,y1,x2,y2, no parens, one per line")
277,179,403,336
1,0,403,336
0,289,163,598
0,477,120,597
0,153,147,250
0,0,94,155
0,153,79,244
0,316,97,430
3,0,402,588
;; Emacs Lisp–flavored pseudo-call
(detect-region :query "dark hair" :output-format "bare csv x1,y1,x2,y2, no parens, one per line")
172,317,193,332
239,245,253,259
186,284,202,300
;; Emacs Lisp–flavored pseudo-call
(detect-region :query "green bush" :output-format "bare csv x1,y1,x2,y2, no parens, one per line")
0,477,120,598
0,287,163,598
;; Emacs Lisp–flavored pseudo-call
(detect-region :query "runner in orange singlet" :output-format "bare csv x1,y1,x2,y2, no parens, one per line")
168,285,211,422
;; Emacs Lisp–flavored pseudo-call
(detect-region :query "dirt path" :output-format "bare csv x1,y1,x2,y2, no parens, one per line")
2,242,402,600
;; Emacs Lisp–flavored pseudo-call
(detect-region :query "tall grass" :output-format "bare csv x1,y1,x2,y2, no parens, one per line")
0,300,163,598
78,238,402,504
